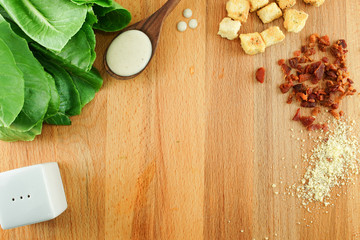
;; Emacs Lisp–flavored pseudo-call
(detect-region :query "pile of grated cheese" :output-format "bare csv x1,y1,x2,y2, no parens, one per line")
296,119,359,207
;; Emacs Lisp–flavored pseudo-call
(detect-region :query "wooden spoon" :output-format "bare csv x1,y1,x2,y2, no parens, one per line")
104,0,182,80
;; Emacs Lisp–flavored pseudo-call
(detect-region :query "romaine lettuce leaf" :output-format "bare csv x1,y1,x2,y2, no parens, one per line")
71,68,103,107
0,38,24,127
93,1,131,32
0,0,87,51
37,58,82,117
86,7,98,26
44,72,60,120
71,0,112,7
0,16,50,132
46,22,96,72
0,121,42,142
45,113,71,126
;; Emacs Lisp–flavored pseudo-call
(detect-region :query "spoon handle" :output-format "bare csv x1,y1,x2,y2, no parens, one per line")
138,0,182,36
161,0,183,18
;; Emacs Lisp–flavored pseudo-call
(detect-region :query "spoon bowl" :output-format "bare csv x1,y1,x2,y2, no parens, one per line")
104,0,182,80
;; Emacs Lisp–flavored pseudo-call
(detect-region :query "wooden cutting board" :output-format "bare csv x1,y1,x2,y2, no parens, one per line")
0,0,359,239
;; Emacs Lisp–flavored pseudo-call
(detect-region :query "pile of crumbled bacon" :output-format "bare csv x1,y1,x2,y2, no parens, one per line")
278,34,356,131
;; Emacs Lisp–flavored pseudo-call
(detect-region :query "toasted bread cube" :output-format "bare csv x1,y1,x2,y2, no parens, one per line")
249,0,269,12
240,32,266,55
218,17,242,40
303,0,325,7
260,26,285,47
283,9,309,33
276,0,296,9
226,0,250,23
257,3,282,24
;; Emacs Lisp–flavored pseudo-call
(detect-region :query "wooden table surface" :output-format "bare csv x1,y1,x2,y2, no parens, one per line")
0,0,360,239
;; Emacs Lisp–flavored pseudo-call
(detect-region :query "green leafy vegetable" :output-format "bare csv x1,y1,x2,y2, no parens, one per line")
0,16,50,132
45,113,72,126
36,57,82,117
93,1,131,32
42,22,97,72
44,73,60,120
86,7,99,26
0,38,24,127
71,68,103,107
0,0,87,51
0,122,42,142
71,0,112,7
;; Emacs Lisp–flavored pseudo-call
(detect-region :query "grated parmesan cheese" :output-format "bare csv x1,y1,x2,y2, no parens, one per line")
296,119,359,206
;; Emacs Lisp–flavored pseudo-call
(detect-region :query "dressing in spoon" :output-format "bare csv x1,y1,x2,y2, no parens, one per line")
105,0,182,80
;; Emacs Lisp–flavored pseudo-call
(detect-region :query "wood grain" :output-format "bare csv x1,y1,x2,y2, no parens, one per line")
0,0,359,239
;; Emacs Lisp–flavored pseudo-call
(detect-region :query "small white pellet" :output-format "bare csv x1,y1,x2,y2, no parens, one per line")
183,8,193,18
189,19,198,29
177,21,187,32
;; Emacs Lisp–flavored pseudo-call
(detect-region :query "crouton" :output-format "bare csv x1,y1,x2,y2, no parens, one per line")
257,3,283,24
240,32,266,55
283,9,309,33
303,0,325,7
218,17,242,40
260,26,285,47
276,0,296,9
249,0,269,12
226,0,250,23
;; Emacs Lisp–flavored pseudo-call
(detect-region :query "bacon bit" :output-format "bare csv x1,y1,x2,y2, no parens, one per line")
256,67,265,83
278,59,285,65
326,70,337,80
338,86,345,93
306,124,321,131
318,44,327,52
293,83,307,93
281,64,291,76
307,61,322,74
309,42,316,48
300,116,315,127
287,93,294,104
309,34,319,43
322,123,329,132
337,39,347,48
293,108,301,121
297,92,308,101
319,35,330,46
280,83,293,93
306,123,328,132
301,101,316,108
311,107,321,116
329,110,340,120
278,34,355,130
314,63,325,80
301,45,308,53
294,50,301,57
339,110,344,117
299,74,312,83
290,74,299,82
288,57,299,68
298,56,307,64
304,48,316,56
331,103,339,109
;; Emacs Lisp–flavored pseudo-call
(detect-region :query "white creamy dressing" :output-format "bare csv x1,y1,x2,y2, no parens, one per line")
189,19,198,29
106,30,152,77
183,9,193,18
177,21,187,32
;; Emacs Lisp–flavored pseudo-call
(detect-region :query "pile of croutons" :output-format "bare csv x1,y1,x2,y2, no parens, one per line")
218,0,325,55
